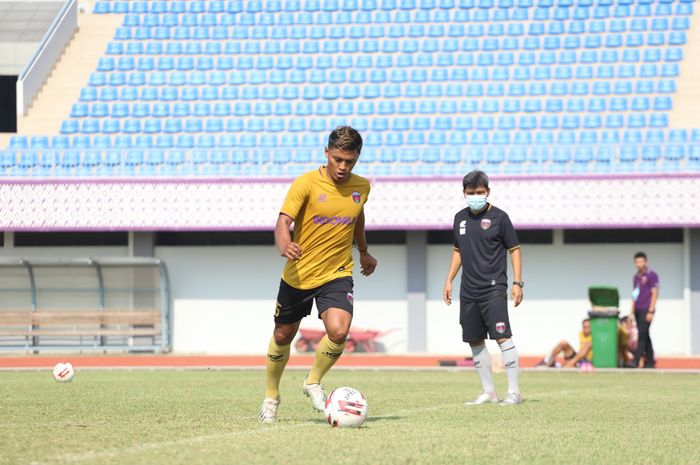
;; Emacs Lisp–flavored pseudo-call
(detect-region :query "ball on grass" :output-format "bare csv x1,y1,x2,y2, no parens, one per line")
52,362,75,382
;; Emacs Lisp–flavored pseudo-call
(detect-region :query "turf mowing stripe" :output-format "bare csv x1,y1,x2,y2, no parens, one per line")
25,402,468,465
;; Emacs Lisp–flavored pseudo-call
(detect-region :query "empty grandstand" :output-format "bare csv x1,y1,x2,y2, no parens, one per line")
2,0,700,177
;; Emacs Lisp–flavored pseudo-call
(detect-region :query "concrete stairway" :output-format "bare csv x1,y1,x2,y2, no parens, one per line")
669,10,700,128
16,8,122,136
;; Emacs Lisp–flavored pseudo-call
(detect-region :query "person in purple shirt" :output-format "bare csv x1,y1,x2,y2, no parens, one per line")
630,252,659,368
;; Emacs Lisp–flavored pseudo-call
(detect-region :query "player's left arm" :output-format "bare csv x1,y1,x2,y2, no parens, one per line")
647,285,659,323
502,213,523,307
509,247,523,307
354,209,377,277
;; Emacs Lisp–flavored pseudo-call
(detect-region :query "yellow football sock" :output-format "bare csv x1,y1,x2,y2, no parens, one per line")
265,337,291,399
305,335,346,385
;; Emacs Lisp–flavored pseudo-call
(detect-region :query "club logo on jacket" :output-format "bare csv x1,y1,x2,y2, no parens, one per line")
480,219,492,230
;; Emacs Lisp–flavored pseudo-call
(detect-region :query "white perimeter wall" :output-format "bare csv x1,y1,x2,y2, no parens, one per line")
158,242,688,357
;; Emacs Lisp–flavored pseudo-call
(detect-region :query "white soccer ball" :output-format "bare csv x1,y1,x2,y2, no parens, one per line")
324,386,368,428
52,362,75,382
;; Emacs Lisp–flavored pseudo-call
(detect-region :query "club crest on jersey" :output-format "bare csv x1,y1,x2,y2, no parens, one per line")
495,322,507,334
352,192,361,204
480,219,492,230
347,292,354,305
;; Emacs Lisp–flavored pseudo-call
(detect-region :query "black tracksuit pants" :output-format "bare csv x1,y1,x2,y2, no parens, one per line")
633,308,655,368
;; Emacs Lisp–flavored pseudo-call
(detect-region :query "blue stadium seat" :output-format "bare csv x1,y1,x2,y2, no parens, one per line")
620,146,639,163
60,120,79,134
519,115,537,130
606,114,624,129
628,114,647,129
669,130,688,144
579,131,598,145
649,114,668,128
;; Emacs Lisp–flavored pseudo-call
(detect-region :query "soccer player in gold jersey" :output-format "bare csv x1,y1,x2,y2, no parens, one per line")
259,126,377,423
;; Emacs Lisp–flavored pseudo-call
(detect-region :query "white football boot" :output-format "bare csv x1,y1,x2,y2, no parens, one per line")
258,397,280,423
500,392,523,405
465,392,500,406
302,382,327,412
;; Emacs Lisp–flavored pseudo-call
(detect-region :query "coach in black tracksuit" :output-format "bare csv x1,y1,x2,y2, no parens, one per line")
443,170,524,406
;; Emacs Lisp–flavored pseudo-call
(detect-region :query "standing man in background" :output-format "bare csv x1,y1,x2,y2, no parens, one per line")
443,170,524,405
631,252,658,369
259,126,377,423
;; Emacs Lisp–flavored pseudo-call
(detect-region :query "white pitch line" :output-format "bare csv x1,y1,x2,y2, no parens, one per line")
27,386,594,465
26,402,466,465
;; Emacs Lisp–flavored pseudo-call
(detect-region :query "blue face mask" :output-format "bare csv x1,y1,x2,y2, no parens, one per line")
467,194,488,211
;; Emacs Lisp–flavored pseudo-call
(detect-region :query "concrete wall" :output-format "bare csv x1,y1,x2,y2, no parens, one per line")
158,245,409,355
427,242,687,356
0,239,688,356
157,242,688,356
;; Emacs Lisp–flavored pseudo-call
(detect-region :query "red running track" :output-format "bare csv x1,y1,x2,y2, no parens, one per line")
1,355,699,369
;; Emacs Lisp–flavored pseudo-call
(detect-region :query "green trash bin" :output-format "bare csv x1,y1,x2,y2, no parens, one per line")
588,287,620,368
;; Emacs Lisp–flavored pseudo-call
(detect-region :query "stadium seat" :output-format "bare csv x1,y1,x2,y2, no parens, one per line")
13,0,700,179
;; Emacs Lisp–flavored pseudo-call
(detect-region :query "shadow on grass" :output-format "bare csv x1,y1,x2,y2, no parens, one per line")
365,415,403,422
308,415,404,425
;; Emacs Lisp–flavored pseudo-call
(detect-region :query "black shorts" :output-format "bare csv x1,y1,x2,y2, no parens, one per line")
274,277,354,324
460,294,512,342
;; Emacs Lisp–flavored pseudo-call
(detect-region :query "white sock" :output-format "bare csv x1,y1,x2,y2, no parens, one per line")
499,339,519,394
470,343,496,394
543,355,552,364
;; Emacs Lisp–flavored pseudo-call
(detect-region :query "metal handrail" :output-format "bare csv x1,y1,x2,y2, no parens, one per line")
18,0,77,81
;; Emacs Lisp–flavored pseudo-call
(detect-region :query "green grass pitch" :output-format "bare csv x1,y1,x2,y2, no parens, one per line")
1,369,698,465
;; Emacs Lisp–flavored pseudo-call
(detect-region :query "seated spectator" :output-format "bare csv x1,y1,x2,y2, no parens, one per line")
619,316,638,368
536,319,592,368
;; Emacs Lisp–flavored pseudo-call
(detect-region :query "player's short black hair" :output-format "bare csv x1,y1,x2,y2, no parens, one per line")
634,251,647,260
327,126,363,154
463,170,490,191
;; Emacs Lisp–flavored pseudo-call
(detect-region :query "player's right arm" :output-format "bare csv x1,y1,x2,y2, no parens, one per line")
277,175,310,261
275,214,302,261
443,248,462,306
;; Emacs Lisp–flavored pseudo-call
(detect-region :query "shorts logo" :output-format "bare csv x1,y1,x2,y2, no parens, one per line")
352,192,361,204
347,292,354,305
495,322,507,334
481,219,492,230
274,302,281,317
